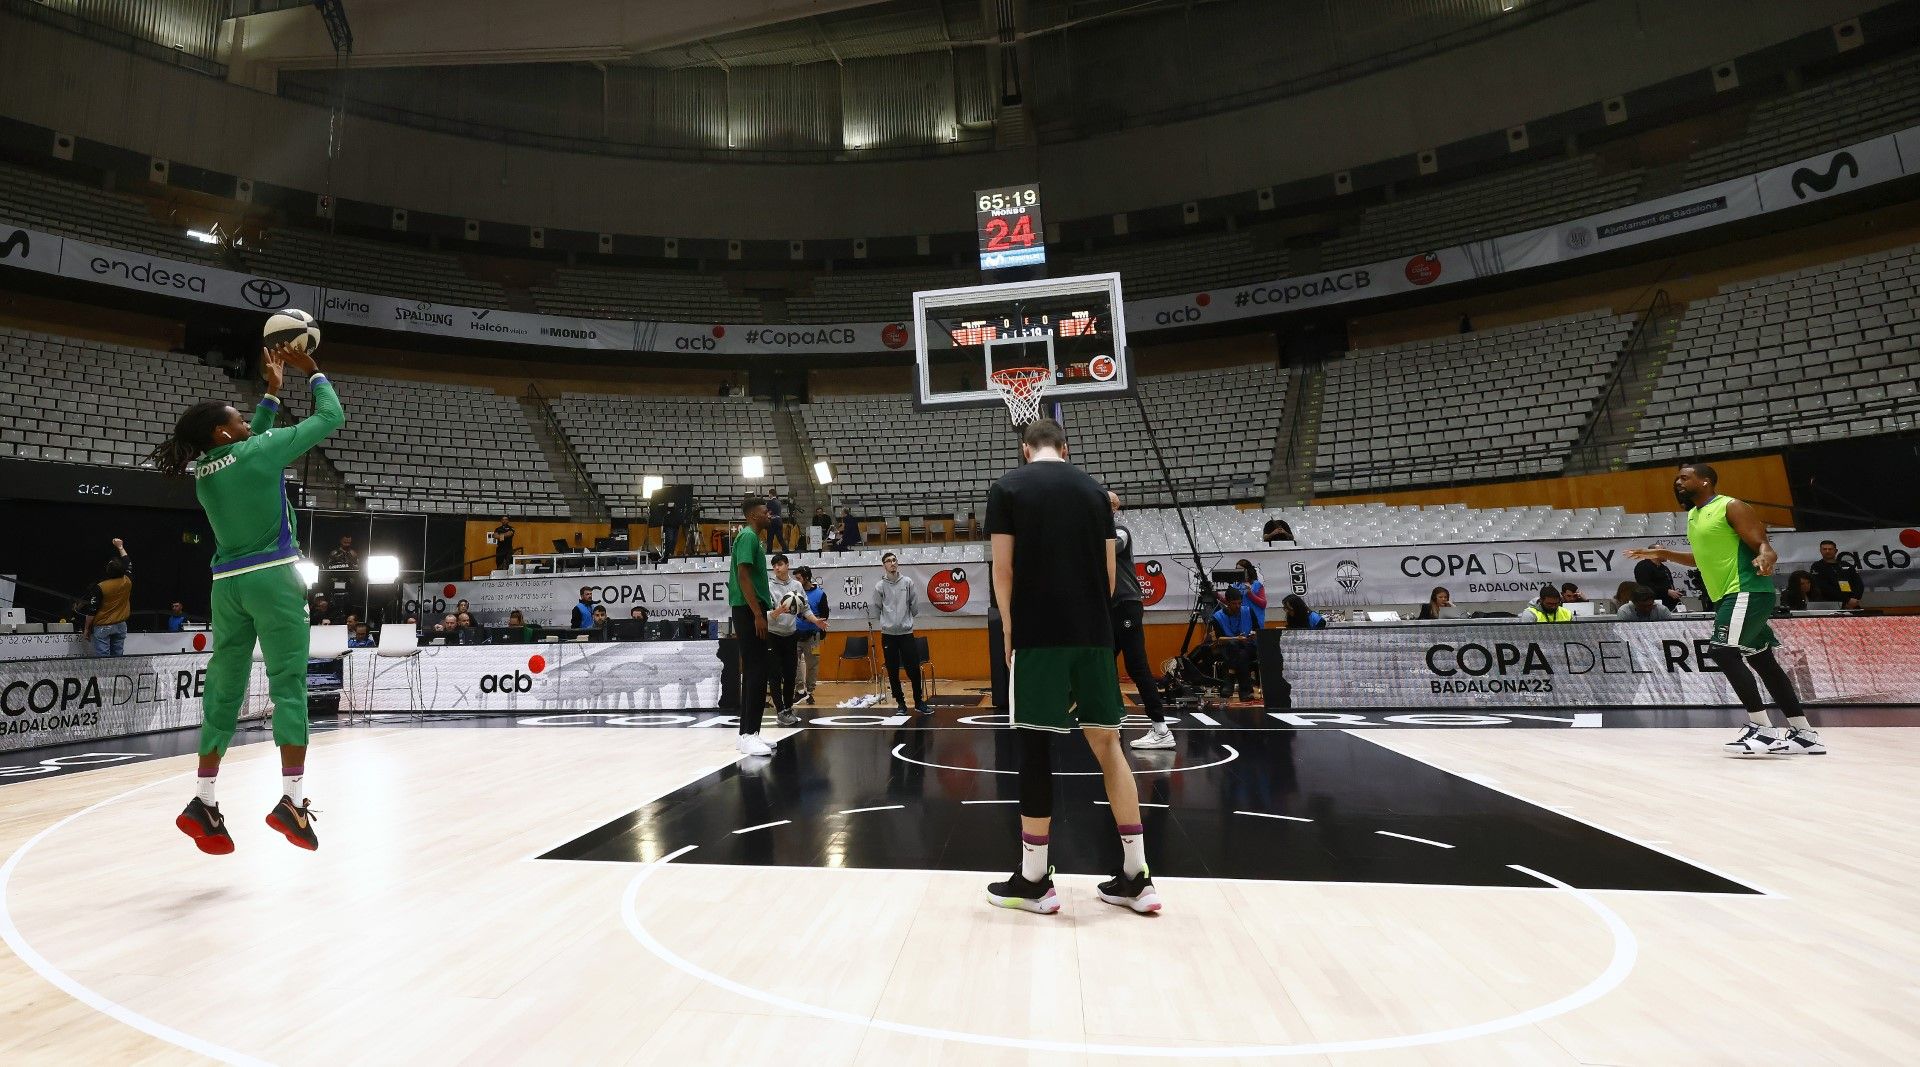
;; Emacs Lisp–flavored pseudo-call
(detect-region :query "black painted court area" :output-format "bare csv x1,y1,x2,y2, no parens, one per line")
542,727,1761,894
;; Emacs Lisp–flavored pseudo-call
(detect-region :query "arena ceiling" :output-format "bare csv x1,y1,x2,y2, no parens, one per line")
225,0,1590,156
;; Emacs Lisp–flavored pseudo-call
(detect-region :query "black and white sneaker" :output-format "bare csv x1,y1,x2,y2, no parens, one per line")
1723,724,1790,757
1097,868,1162,914
776,708,802,727
1778,727,1827,755
987,869,1060,914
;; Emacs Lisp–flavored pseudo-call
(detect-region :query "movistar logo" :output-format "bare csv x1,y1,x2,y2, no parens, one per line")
1790,151,1858,199
1,230,27,260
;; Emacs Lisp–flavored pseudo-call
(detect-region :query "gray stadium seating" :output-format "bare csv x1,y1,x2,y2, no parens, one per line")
0,162,223,264
1683,50,1920,189
242,228,506,308
1058,231,1289,300
1315,313,1632,493
1631,244,1920,463
550,393,788,515
532,265,763,322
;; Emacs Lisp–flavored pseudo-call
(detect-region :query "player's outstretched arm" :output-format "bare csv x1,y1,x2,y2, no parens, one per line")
1627,546,1696,567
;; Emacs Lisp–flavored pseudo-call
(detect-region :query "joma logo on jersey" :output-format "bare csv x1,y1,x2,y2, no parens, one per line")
193,454,236,478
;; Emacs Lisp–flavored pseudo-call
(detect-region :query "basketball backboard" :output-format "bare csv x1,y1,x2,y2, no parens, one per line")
913,272,1130,412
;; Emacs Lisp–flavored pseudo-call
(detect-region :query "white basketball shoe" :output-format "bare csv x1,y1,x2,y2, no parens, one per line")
1723,724,1790,757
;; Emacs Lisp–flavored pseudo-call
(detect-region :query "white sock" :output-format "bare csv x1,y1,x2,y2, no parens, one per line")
1118,824,1146,877
1787,716,1812,732
1020,833,1050,881
195,774,216,807
1746,710,1772,729
282,767,305,805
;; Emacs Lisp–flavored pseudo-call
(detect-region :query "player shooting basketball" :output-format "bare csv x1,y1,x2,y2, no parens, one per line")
150,337,343,854
984,419,1159,915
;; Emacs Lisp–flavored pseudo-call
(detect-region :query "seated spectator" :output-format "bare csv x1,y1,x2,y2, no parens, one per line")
1281,593,1327,630
1262,517,1295,545
1809,540,1863,609
1615,585,1673,621
432,612,458,638
344,613,360,633
629,606,649,622
812,506,832,545
1633,554,1687,612
588,604,611,641
838,508,863,553
1520,585,1573,623
166,601,189,632
453,611,487,645
326,534,359,570
1559,583,1587,604
348,623,375,648
1416,587,1453,620
310,596,335,626
455,598,472,618
1209,588,1259,701
1781,570,1817,612
1612,580,1639,609
496,609,538,644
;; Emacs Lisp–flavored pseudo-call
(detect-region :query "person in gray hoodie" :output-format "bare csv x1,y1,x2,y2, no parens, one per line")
868,551,928,714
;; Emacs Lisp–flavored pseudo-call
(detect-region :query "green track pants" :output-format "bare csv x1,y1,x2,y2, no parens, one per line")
201,563,311,757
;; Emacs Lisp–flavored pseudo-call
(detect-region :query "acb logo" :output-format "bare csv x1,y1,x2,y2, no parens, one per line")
1137,560,1167,607
480,671,535,694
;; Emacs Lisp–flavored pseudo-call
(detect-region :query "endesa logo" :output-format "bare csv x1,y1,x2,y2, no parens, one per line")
91,256,206,294
927,568,971,612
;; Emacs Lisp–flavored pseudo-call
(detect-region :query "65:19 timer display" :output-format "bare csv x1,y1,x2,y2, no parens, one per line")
975,183,1046,269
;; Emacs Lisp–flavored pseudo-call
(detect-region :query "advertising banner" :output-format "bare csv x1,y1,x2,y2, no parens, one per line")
0,651,264,751
1279,617,1920,709
54,237,322,316
0,633,205,662
1120,527,1920,612
316,290,639,351
1124,245,1487,333
338,641,723,713
0,222,63,273
413,559,987,626
1753,135,1905,212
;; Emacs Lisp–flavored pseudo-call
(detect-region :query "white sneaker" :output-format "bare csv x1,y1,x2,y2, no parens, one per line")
1778,727,1827,755
1723,724,1789,757
736,734,774,757
1129,724,1175,750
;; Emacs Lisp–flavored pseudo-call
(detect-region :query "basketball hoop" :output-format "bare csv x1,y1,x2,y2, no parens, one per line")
989,366,1051,426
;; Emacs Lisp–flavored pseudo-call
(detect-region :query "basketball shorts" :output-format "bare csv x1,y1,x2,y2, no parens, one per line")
1710,590,1780,656
1010,646,1125,733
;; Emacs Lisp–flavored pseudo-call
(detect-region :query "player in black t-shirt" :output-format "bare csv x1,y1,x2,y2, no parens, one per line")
983,419,1159,916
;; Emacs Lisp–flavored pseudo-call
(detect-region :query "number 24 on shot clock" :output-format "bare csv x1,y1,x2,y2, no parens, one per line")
975,182,1046,270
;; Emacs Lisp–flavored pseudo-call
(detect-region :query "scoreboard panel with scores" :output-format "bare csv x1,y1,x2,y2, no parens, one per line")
975,182,1046,270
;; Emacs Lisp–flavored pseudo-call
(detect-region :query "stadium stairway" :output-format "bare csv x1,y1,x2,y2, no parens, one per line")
293,450,366,512
772,404,821,527
1569,290,1684,474
518,388,608,521
1265,362,1324,507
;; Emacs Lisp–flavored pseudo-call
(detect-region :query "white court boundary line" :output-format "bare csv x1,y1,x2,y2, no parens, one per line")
621,846,1639,1058
891,742,1239,776
1346,731,1785,898
0,770,274,1067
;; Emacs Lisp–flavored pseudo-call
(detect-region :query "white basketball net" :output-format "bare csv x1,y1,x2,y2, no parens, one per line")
990,367,1051,426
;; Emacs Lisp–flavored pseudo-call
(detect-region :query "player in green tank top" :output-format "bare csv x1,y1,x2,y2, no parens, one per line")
1628,462,1824,757
149,342,345,854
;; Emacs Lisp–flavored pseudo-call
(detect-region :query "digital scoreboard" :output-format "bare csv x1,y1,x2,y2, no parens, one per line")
975,182,1046,270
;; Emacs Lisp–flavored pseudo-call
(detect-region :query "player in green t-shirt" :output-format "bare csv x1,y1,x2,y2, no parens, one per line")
727,495,777,757
1628,462,1824,757
150,342,344,854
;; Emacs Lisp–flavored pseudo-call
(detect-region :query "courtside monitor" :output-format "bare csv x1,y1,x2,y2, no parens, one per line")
912,272,1130,415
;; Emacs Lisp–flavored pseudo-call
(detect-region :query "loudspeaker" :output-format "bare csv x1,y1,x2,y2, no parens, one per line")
647,484,696,527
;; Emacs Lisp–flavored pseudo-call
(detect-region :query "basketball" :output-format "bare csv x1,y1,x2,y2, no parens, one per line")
778,590,807,616
262,308,320,354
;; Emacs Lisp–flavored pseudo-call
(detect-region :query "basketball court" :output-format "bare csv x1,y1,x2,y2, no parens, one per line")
1,706,1916,1065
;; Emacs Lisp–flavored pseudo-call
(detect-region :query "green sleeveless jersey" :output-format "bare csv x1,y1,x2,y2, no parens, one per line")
1686,494,1769,602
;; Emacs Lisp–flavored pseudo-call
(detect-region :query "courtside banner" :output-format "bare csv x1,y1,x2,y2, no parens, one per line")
1124,245,1484,333
412,560,987,625
0,633,204,662
1127,527,1920,610
337,642,723,713
0,652,266,751
1278,617,1920,709
0,222,64,272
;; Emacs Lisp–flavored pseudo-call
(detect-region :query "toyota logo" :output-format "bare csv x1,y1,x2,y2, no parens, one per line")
242,278,291,309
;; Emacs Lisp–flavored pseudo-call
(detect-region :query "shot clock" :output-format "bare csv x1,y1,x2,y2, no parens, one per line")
975,182,1046,270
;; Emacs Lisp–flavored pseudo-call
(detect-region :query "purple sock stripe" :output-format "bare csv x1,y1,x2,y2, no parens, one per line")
1117,824,1144,836
198,769,218,778
1020,832,1050,846
282,766,304,775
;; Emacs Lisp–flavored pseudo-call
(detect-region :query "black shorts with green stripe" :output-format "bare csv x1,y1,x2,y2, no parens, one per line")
1010,646,1126,733
1711,589,1780,656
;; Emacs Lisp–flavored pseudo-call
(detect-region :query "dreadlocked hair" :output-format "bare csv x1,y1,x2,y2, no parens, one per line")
149,400,232,478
